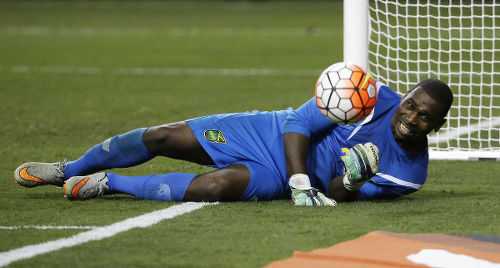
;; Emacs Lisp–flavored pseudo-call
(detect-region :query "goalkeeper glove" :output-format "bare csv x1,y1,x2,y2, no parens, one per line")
343,142,379,191
289,174,337,206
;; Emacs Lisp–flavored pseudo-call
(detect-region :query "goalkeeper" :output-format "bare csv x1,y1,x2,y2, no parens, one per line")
14,77,453,206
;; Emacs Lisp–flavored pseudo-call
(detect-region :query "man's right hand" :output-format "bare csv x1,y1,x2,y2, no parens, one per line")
343,142,379,191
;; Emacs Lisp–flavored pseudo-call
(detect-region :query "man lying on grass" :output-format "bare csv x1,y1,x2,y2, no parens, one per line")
14,64,453,206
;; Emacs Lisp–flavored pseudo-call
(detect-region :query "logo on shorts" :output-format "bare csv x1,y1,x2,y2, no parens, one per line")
204,129,226,144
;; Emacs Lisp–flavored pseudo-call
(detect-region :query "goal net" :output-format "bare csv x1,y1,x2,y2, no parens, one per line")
345,0,500,160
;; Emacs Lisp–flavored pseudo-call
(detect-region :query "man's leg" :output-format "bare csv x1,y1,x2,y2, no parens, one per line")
142,121,215,165
15,121,212,187
64,121,212,176
64,164,249,202
64,121,250,201
184,164,249,201
62,128,154,178
15,128,154,187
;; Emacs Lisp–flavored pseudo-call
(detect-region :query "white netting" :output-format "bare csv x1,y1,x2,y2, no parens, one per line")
368,0,500,159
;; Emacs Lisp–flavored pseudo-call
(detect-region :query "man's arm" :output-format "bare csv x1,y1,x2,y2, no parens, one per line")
283,132,310,176
285,132,360,202
284,132,337,206
330,177,419,201
281,98,338,206
328,176,359,202
328,143,380,202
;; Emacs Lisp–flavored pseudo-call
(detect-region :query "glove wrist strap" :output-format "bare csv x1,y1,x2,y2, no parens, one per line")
289,174,311,190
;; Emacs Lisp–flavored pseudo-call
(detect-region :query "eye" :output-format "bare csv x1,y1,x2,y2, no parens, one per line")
405,101,415,110
420,113,432,122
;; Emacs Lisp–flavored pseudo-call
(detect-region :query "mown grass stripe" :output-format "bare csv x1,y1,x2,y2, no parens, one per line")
1,66,320,77
0,26,338,37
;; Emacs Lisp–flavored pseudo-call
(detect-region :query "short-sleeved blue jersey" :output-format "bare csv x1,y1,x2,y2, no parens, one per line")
283,81,428,200
187,81,428,200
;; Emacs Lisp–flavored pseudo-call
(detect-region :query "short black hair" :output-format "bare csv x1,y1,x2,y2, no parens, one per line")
410,78,454,119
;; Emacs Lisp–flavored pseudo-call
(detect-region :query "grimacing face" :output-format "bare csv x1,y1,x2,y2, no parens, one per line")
391,86,447,148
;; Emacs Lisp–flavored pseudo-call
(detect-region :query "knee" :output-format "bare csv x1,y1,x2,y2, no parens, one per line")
142,124,174,155
187,177,241,202
204,178,234,201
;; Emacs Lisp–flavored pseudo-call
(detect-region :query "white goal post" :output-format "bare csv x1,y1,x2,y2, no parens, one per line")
344,0,500,160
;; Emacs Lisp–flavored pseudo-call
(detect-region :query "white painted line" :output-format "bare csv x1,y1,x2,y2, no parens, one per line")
0,225,98,230
429,116,500,145
427,117,500,160
429,150,500,161
1,65,319,77
0,202,218,267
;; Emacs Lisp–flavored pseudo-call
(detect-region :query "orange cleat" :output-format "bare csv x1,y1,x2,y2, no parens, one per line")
64,172,109,200
14,162,66,188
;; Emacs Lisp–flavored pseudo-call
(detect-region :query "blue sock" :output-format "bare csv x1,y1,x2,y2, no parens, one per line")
107,172,196,201
63,128,154,178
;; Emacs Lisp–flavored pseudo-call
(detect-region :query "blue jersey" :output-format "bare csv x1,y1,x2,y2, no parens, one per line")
283,80,428,200
187,81,428,201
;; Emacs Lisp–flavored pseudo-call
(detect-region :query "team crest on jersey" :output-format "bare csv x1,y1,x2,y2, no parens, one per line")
204,129,226,144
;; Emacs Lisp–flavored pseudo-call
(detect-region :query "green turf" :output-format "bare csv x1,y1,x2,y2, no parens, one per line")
0,1,498,267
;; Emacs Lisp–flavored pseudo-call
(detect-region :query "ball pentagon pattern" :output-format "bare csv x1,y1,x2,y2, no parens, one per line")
315,62,378,124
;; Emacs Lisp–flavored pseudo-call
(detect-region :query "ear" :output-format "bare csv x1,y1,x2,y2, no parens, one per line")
433,118,446,132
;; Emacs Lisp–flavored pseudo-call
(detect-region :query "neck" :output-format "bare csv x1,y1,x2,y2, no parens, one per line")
396,137,427,152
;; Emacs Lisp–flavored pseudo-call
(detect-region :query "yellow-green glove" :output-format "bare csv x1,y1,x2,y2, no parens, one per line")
343,142,379,191
289,174,337,206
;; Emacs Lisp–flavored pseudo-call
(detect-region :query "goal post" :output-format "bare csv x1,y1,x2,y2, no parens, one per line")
344,0,500,160
343,0,369,69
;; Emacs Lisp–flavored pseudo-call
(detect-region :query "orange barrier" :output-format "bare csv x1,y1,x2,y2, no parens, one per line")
265,231,500,268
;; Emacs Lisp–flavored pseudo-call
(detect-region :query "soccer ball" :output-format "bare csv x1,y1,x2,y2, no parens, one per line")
315,62,377,124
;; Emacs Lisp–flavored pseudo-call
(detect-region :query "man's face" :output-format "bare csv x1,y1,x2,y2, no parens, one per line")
391,86,446,145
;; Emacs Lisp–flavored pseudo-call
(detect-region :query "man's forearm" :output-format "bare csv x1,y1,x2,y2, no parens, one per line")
328,176,359,202
283,132,310,177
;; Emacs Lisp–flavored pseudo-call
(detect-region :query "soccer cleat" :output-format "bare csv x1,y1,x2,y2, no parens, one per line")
64,172,109,200
14,162,66,188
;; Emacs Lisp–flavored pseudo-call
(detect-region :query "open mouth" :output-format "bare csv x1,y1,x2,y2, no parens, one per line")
399,121,415,136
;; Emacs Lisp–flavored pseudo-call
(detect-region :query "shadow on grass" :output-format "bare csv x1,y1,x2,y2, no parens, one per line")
351,188,484,207
412,188,484,201
21,191,65,200
18,190,138,201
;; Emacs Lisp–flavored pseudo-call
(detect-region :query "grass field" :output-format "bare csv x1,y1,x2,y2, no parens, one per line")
0,1,498,267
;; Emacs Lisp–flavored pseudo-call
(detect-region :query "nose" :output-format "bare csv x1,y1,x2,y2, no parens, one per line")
406,111,418,125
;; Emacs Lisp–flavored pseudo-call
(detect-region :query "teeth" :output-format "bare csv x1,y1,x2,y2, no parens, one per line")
400,122,411,134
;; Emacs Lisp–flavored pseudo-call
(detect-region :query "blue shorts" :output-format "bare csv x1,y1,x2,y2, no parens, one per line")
185,110,293,201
